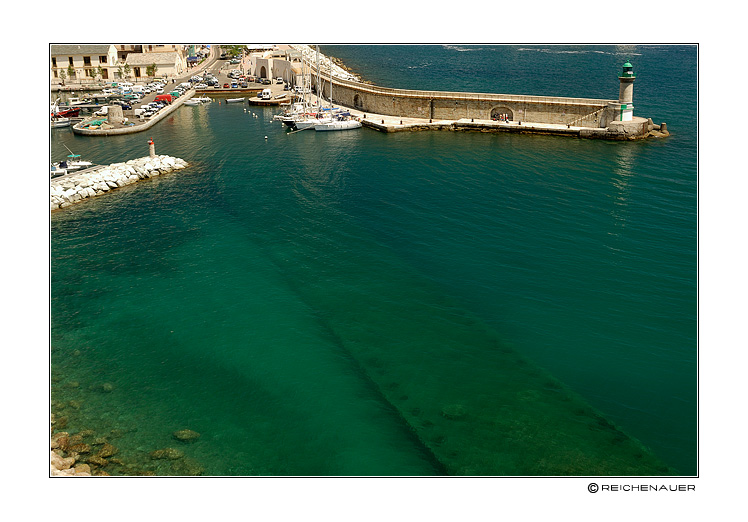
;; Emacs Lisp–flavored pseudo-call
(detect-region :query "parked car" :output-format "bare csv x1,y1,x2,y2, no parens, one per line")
231,82,238,88
261,78,271,85
239,82,248,88
275,77,283,84
223,83,229,88
195,83,208,89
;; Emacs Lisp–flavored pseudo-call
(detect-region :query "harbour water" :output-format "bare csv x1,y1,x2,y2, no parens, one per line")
50,44,697,475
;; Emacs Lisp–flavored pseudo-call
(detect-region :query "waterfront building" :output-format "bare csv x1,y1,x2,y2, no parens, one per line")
50,44,118,85
125,50,188,81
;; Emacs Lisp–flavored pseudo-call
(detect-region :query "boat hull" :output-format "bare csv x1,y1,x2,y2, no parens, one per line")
314,120,362,131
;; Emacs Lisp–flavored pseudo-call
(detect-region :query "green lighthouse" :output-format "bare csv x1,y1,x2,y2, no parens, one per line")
616,60,636,121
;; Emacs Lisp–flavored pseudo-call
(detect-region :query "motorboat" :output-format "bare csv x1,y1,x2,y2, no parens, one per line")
193,96,212,103
183,99,202,106
51,117,72,128
226,98,245,103
53,148,95,172
67,97,89,106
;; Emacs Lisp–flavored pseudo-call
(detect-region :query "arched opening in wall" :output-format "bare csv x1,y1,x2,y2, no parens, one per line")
353,94,363,110
490,106,513,121
260,66,267,79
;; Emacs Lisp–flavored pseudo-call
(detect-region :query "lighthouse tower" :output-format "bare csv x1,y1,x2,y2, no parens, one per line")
611,61,636,121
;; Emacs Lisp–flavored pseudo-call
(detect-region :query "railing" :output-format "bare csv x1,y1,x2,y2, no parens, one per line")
567,105,608,127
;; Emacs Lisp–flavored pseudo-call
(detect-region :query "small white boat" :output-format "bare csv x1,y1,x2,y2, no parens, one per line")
183,99,202,106
53,152,94,172
67,97,89,106
193,96,212,103
226,98,245,103
51,118,72,128
314,118,362,131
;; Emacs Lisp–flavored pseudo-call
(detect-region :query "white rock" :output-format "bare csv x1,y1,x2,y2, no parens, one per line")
106,181,118,189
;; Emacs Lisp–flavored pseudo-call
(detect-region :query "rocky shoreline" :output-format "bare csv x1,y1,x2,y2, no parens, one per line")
50,155,189,211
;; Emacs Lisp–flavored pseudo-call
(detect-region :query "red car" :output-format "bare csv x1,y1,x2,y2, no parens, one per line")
223,83,229,88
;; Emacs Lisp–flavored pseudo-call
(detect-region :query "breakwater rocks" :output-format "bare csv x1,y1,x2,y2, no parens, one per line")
50,155,189,211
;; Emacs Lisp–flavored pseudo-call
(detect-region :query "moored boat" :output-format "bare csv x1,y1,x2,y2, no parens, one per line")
226,98,245,103
314,116,362,131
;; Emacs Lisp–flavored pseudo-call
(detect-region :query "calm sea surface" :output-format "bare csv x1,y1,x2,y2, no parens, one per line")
50,44,697,475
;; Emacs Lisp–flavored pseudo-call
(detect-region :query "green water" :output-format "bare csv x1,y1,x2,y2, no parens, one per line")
50,45,696,476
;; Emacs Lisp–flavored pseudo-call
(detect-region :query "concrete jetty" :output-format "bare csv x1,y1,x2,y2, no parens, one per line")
50,151,189,211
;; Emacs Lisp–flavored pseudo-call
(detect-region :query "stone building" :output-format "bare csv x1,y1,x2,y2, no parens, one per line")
50,44,119,85
124,50,188,81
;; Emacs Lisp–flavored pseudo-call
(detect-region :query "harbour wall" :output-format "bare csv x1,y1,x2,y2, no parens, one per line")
313,73,617,128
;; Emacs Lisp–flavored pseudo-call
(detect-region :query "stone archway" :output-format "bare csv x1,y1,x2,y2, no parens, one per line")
353,93,364,110
490,106,513,121
260,66,267,79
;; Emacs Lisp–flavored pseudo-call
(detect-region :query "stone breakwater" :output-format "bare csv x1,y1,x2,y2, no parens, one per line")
50,155,188,211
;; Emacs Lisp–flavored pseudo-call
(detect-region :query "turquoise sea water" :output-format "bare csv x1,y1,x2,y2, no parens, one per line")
50,44,697,475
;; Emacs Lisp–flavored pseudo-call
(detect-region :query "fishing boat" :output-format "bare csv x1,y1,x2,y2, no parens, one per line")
194,96,212,103
51,98,81,119
226,97,245,103
183,99,202,106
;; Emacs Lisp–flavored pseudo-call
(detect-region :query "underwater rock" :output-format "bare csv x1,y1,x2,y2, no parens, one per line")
97,443,118,458
150,448,184,460
87,455,108,468
99,382,114,393
172,429,201,443
441,404,467,419
51,432,69,450
74,463,92,475
171,457,205,476
69,443,91,454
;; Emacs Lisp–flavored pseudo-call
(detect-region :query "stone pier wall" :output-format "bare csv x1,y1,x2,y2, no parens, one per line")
313,74,615,128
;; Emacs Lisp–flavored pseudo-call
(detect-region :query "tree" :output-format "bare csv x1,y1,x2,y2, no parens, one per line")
123,63,131,79
117,64,123,79
59,68,66,86
67,64,75,81
97,65,105,82
146,63,158,78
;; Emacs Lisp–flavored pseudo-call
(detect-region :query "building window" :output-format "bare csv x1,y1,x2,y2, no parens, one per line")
52,57,57,67
85,69,93,77
53,70,58,78
83,56,91,66
99,55,107,64
134,67,141,77
69,56,73,65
